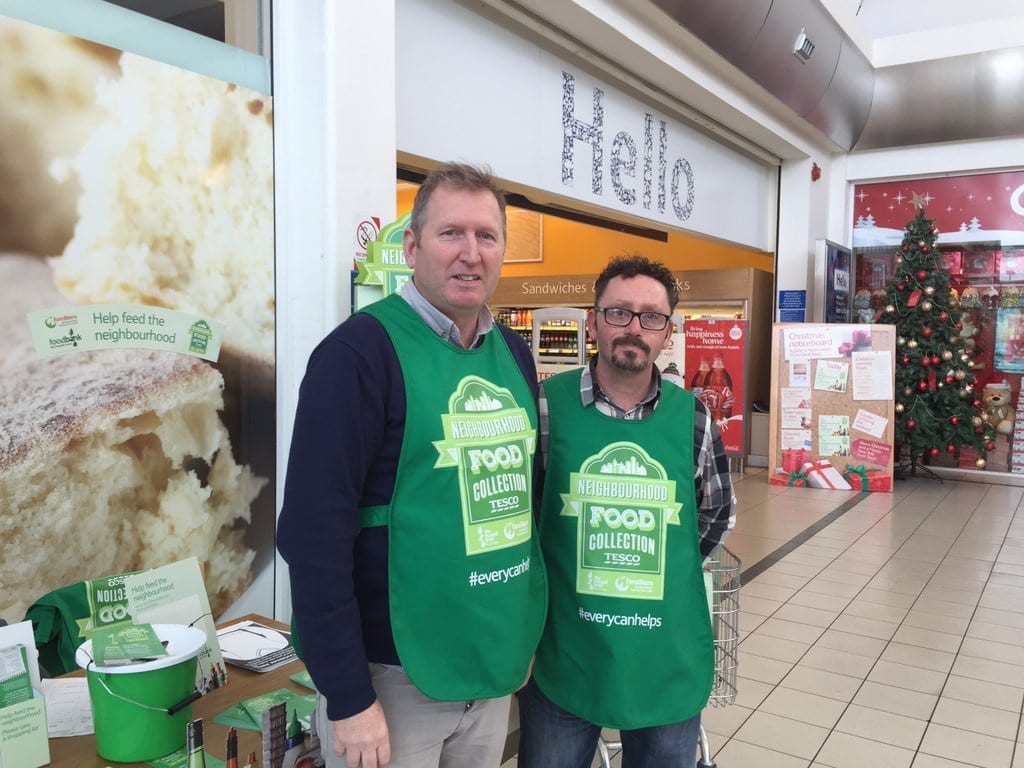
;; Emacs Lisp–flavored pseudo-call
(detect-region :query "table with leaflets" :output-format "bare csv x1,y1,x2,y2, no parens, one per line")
48,615,309,768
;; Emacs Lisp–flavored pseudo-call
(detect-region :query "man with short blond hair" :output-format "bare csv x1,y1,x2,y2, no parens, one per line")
279,162,547,768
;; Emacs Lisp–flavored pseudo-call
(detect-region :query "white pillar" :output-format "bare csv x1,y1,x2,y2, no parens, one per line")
272,0,398,621
777,158,815,320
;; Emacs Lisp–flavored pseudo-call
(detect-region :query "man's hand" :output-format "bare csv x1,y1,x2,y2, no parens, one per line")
331,699,391,767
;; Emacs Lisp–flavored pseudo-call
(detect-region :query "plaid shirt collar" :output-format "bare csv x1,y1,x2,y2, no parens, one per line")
581,357,663,419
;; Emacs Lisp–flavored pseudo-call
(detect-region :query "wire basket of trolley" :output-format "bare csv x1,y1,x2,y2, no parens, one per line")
597,546,741,768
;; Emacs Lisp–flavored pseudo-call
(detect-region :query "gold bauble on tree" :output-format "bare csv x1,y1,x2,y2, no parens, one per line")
976,458,987,469
903,387,913,397
924,286,935,296
886,304,896,313
921,301,933,311
907,339,919,349
942,350,953,361
895,403,905,413
954,369,967,381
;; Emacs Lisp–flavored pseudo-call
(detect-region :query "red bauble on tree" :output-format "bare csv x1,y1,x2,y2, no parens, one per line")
917,270,929,280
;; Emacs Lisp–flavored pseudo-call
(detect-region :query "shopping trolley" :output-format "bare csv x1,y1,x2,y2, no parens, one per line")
596,546,741,768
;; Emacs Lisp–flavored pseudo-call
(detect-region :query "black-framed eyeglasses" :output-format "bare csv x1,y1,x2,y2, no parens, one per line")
594,306,672,331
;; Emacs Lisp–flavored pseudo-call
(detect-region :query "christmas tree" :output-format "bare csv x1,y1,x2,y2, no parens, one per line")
876,207,996,468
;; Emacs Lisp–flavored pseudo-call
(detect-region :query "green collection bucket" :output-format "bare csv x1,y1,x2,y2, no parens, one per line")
75,623,206,762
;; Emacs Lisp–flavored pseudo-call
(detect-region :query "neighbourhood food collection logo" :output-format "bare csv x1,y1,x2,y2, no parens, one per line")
560,442,681,601
434,375,537,556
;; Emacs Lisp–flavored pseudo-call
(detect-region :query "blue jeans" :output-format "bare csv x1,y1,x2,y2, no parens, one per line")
517,678,701,768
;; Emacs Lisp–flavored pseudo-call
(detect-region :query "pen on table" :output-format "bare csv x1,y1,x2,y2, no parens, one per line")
226,727,238,768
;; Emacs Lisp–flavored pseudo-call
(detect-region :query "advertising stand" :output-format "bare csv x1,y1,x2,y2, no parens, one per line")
684,319,747,457
768,324,895,491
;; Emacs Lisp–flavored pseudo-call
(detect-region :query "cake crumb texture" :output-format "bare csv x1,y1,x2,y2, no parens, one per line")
50,51,275,364
0,254,265,620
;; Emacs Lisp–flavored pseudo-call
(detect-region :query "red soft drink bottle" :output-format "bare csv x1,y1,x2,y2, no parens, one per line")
704,355,734,422
689,359,710,399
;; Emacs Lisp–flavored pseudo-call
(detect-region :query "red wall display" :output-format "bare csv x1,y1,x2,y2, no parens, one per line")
853,171,1024,247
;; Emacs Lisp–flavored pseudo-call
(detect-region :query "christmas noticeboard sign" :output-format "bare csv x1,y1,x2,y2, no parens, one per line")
768,324,895,491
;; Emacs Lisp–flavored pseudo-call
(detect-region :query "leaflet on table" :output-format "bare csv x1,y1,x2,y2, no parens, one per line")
0,645,32,708
0,622,48,768
214,688,315,732
216,620,296,672
89,622,167,666
124,556,226,693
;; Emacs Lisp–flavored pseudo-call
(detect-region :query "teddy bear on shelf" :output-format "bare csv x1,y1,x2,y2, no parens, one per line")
982,380,1016,435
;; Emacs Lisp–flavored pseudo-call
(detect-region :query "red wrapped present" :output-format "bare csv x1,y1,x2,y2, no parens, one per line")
843,464,892,492
781,448,809,473
801,459,852,490
769,471,807,487
958,446,979,469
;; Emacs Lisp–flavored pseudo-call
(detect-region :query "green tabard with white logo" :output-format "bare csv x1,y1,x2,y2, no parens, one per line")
532,367,713,729
361,295,547,700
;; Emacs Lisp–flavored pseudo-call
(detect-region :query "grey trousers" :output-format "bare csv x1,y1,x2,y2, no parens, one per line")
317,663,512,768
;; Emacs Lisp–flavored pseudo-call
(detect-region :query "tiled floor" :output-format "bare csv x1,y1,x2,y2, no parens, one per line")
503,468,1024,767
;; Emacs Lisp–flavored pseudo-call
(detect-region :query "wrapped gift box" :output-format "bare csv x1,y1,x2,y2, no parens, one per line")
769,471,807,487
958,446,979,469
800,460,852,490
843,465,892,492
781,448,809,473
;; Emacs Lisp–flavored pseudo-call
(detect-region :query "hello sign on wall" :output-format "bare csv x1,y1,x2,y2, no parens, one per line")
396,0,773,250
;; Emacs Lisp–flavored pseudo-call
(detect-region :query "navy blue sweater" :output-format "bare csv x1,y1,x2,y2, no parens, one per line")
277,313,539,720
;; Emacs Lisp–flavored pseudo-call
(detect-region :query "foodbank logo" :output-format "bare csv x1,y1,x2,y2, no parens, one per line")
47,330,83,349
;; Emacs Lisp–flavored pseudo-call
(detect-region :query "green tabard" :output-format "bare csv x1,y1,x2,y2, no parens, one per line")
361,295,547,700
532,367,713,729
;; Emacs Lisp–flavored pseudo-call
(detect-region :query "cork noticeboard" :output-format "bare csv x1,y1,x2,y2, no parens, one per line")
768,323,895,488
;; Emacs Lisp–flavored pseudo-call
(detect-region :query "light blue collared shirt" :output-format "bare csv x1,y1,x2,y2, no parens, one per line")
400,279,495,349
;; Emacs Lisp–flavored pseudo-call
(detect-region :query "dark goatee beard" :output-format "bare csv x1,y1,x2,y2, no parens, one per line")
610,335,651,373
